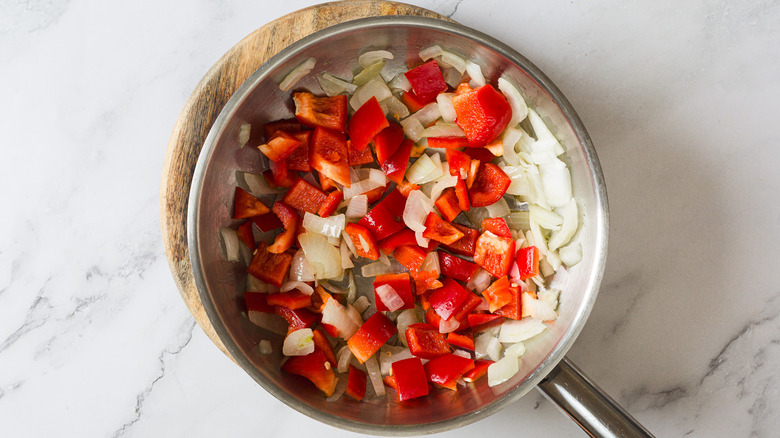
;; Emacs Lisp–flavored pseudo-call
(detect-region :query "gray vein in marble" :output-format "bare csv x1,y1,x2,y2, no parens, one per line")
0,293,52,354
447,0,464,18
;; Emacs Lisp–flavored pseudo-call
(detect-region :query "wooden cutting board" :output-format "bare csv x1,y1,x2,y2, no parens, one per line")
160,1,448,359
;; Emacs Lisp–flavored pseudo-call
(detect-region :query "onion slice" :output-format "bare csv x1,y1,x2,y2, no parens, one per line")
280,280,314,295
279,57,316,91
283,328,315,356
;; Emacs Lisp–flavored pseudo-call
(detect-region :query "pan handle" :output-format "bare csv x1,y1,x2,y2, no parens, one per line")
536,357,654,437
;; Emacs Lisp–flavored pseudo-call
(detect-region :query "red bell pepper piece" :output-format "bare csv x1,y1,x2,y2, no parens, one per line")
308,285,332,313
358,189,407,240
413,270,443,295
455,82,473,95
395,179,420,197
428,136,471,149
374,273,415,311
310,126,351,187
378,229,438,255
481,217,512,238
236,220,255,251
282,349,337,396
454,179,470,212
446,330,475,351
344,222,380,261
293,92,348,132
373,121,404,165
423,354,475,390
404,60,448,103
317,171,338,192
317,190,343,218
383,374,398,390
434,188,462,222
452,84,512,147
391,357,429,401
381,138,414,184
439,252,479,283
424,307,441,328
463,359,493,382
286,131,312,172
473,230,516,277
364,184,388,204
441,223,478,257
463,147,495,165
263,118,303,140
348,96,389,152
347,312,397,363
266,162,299,188
266,291,312,310
405,323,450,359
233,186,270,219
244,291,274,313
267,202,299,254
493,285,522,320
482,276,513,312
400,91,426,113
247,242,292,287
251,212,283,232
346,364,367,401
393,245,427,274
258,131,302,162
282,178,327,214
450,291,483,323
515,245,540,280
468,313,505,332
348,140,374,165
428,277,470,321
446,149,471,178
274,306,320,333
468,163,511,207
312,328,337,367
422,212,465,245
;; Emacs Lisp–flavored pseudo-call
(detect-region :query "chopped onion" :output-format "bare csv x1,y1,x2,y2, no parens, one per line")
474,332,494,359
501,127,523,166
353,295,371,313
439,317,461,334
326,377,347,402
346,304,363,328
238,123,251,147
419,45,443,61
381,95,410,119
400,116,425,142
442,67,463,88
538,288,560,311
317,73,357,96
559,242,582,267
353,60,385,86
501,165,530,196
279,57,316,91
280,280,314,295
364,355,385,396
343,178,382,199
376,284,404,312
396,309,421,346
361,261,393,277
452,349,472,360
341,230,357,255
420,251,440,275
347,271,357,303
415,230,430,247
350,75,392,110
240,172,285,195
488,355,519,387
248,311,287,335
283,328,315,356
303,212,345,238
539,158,573,208
368,168,387,187
298,232,343,280
548,197,578,250
466,61,486,87
527,109,565,156
429,174,458,203
321,298,359,339
529,205,563,231
521,292,557,321
504,342,527,358
440,50,466,74
485,197,510,218
345,194,368,219
403,189,434,232
421,122,465,138
467,268,492,293
379,345,413,375
436,93,457,122
319,281,346,296
337,346,353,373
497,77,529,126
359,50,394,67
388,72,412,92
258,340,272,355
219,227,240,262
498,317,546,343
414,102,442,126
246,274,269,292
464,207,490,228
486,336,503,361
340,242,354,269
406,154,442,184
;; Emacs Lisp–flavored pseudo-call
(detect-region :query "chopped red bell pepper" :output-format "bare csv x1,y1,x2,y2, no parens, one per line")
348,96,389,152
344,222,380,261
446,331,475,351
317,190,343,218
266,291,312,310
383,374,398,390
251,212,283,232
364,184,388,204
463,147,495,165
236,220,256,251
378,229,437,255
395,179,420,197
463,359,493,382
481,217,512,238
473,230,516,277
310,126,351,187
405,323,450,358
400,90,427,113
293,92,348,132
373,273,415,311
247,242,292,287
428,277,470,321
391,357,429,401
263,118,303,140
258,131,302,162
427,136,471,149
422,212,465,245
467,313,505,332
373,121,404,165
468,163,511,207
404,60,448,104
424,307,441,327
346,364,367,401
274,306,320,333
266,161,299,188
286,131,312,171
493,284,522,320
450,291,483,323
515,245,540,280
312,328,337,367
446,149,471,178
348,140,374,165
381,138,414,184
413,269,443,295
440,223,479,257
318,171,338,192
482,276,513,312
308,285,332,313
358,189,407,240
233,186,271,219
347,312,397,363
282,178,327,214
454,179,470,211
267,202,299,254
393,245,427,274
282,349,337,396
455,82,473,95
423,354,475,390
452,84,512,147
244,291,274,313
434,188,462,222
484,136,504,156
439,252,479,283
465,160,480,189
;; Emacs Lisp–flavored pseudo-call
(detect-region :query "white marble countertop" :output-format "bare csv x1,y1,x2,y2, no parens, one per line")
2,0,779,436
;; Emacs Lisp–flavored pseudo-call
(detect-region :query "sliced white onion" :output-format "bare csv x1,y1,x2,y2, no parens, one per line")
246,274,269,292
529,205,563,231
347,271,357,304
498,317,546,343
467,269,492,294
440,50,466,74
442,67,463,88
359,50,394,67
501,165,531,196
248,311,287,335
378,252,391,266
415,230,430,247
527,108,565,156
238,123,251,147
421,122,466,138
439,317,461,334
361,261,393,277
486,336,503,361
219,227,240,262
345,194,368,219
379,345,413,375
326,377,347,402
464,207,491,229
376,284,404,312
283,328,315,356
388,72,412,92
350,75,392,111
429,174,458,203
258,339,273,355
403,189,435,232
414,102,442,126
340,242,354,269
466,61,486,87
240,171,286,196
419,45,443,61
364,355,385,396
474,332,494,359
303,212,345,238
420,251,440,275
436,93,457,123
406,154,442,184
341,230,357,255
381,95,410,119
279,57,316,91
396,309,421,347
346,304,363,328
485,197,511,218
280,280,314,295
343,178,382,199
507,211,530,232
317,73,357,96
537,288,560,311
353,60,385,86
539,158,573,208
521,292,557,321
337,346,353,373
497,77,529,126
504,342,527,358
488,355,519,387
548,197,578,250
501,127,523,166
298,232,343,280
353,295,371,314
559,242,582,267
319,281,347,296
322,298,359,339
400,116,425,142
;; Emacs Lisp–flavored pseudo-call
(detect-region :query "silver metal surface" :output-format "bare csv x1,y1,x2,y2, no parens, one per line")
188,15,614,435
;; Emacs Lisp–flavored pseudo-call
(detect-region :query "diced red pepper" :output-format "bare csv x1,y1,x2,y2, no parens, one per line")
424,307,441,327
244,291,274,313
422,212,465,245
468,163,511,207
282,178,327,214
378,229,437,255
364,184,387,203
282,349,337,396
374,273,415,311
310,126,351,187
344,222,380,261
429,277,470,321
484,136,504,156
391,357,429,401
446,149,471,178
450,291,483,323
263,118,303,140
318,171,338,192
346,364,367,401
427,136,471,149
515,246,540,280
423,354,475,390
454,179,470,211
493,285,522,320
236,221,256,251
286,131,312,172
413,270,443,295
233,186,270,219
452,84,512,147
358,189,407,240
258,131,302,162
266,161,299,188
348,96,389,152
434,188,462,222
247,242,292,287
455,82,473,95
463,147,495,165
467,313,505,332
466,159,480,189
373,121,404,165
383,374,398,390
267,202,299,254
405,324,450,359
266,291,312,310
274,306,320,333
293,92,348,132
381,138,414,184
463,359,493,382
473,230,516,277
439,252,479,283
317,190,343,218
440,223,478,257
482,276,513,312
312,328,337,367
251,212,283,231
404,60,448,103
347,312,397,363
481,217,512,238
395,179,419,197
400,90,427,113
393,245,427,274
446,331,475,351
348,140,374,165
309,285,332,313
